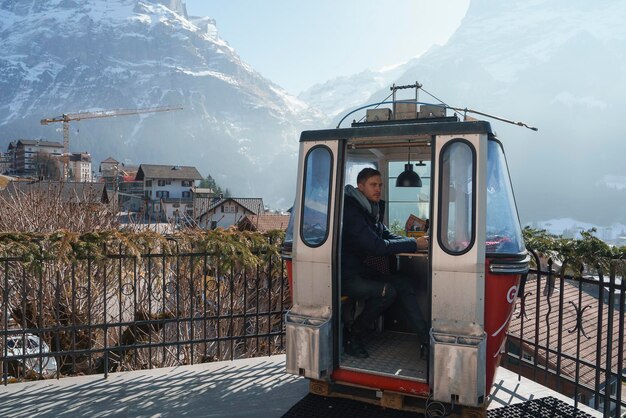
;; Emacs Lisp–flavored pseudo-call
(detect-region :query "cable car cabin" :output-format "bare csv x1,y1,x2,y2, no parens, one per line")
283,102,529,414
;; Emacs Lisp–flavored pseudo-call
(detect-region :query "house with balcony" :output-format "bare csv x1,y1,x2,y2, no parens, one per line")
135,164,203,222
6,139,63,177
197,197,264,230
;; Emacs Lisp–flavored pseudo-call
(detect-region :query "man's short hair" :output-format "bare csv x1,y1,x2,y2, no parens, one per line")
357,167,381,185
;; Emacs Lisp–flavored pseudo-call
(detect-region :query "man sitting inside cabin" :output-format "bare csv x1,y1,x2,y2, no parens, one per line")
342,167,429,358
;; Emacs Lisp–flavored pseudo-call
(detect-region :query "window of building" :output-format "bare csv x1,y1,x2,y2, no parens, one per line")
156,191,170,198
182,191,191,198
157,179,171,187
145,180,152,187
181,180,192,187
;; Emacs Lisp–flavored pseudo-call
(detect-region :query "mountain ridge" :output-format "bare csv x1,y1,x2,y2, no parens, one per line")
0,0,327,208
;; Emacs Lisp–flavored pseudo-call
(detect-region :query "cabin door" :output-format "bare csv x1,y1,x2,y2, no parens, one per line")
286,140,341,381
429,133,488,406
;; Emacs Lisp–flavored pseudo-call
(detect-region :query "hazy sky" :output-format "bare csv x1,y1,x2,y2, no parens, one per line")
184,0,470,95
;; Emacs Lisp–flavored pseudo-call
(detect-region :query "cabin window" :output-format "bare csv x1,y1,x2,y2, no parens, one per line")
300,146,333,247
486,140,525,254
438,140,475,254
388,161,431,232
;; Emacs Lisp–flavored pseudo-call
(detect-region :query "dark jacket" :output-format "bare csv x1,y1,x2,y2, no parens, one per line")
342,192,417,277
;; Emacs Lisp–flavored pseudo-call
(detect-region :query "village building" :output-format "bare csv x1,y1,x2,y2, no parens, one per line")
197,197,264,230
1,180,109,205
237,213,291,233
68,152,93,182
98,157,121,190
191,187,214,222
0,152,11,174
135,164,203,222
6,139,63,177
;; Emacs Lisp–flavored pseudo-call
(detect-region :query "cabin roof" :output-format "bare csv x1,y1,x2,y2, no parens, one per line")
300,120,493,142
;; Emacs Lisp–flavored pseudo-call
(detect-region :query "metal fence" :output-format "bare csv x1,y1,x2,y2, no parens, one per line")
504,249,626,417
1,244,289,384
2,244,625,416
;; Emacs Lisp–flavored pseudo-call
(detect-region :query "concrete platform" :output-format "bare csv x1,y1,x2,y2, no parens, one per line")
0,355,601,417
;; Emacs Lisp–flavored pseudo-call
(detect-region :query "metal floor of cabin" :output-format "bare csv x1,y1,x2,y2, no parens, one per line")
341,331,427,381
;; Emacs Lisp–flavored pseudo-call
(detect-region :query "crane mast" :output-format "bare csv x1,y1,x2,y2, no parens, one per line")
40,105,182,179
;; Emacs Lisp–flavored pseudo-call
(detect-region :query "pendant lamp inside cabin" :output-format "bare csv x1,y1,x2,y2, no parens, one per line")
396,148,423,187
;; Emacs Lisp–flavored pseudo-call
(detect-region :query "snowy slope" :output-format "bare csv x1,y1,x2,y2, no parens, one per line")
0,0,326,208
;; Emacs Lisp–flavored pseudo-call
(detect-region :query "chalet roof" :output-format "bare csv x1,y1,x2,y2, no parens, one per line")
237,214,291,233
206,197,264,214
1,181,109,204
101,157,119,164
135,164,202,181
508,277,625,387
16,139,63,148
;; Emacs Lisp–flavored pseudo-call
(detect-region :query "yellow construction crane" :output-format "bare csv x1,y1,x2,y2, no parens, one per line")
40,105,182,178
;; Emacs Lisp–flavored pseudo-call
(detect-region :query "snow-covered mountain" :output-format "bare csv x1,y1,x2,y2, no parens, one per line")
0,0,327,208
298,62,416,119
2,0,625,225
302,0,626,226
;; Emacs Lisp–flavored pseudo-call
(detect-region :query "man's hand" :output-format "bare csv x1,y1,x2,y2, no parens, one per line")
415,236,429,251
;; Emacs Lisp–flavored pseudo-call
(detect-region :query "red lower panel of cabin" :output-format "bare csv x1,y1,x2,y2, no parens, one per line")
484,259,521,390
331,368,430,398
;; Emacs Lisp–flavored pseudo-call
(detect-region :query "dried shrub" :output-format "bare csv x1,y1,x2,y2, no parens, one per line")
0,228,289,381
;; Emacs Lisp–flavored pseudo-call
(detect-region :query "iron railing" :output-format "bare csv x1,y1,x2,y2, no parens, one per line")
2,244,624,416
1,244,289,383
504,249,625,417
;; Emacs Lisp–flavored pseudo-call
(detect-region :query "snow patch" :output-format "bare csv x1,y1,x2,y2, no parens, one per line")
176,68,238,86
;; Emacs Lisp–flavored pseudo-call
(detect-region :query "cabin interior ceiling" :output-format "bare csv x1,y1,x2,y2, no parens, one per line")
347,137,431,162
